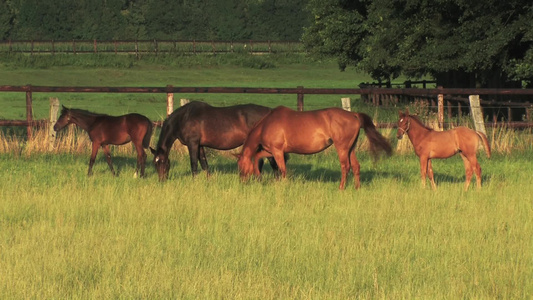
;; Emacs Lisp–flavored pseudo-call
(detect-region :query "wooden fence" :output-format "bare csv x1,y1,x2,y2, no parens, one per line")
0,85,532,139
0,40,303,56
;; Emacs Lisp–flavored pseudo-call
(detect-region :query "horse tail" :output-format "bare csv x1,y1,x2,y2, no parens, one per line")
143,119,154,149
355,113,393,158
476,131,491,158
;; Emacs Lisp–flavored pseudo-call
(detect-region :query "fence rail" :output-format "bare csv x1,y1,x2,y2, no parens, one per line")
1,85,532,139
0,39,303,55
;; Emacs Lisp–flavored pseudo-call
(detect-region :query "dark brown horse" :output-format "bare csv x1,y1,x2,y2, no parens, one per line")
53,106,153,177
397,110,491,190
237,106,392,190
150,101,279,181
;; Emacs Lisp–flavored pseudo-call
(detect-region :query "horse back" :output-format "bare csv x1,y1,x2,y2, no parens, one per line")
169,102,272,150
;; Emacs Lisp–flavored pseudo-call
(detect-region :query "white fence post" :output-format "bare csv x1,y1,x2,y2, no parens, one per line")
49,97,60,151
341,98,351,111
469,95,486,135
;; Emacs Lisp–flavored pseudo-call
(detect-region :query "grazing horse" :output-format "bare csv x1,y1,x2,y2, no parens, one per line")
396,110,491,190
237,106,392,190
150,101,279,181
53,106,153,177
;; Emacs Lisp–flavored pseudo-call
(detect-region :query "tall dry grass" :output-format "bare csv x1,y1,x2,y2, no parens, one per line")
0,122,531,157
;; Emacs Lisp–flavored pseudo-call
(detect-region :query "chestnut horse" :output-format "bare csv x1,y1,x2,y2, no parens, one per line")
238,106,392,190
53,106,153,177
397,110,491,190
150,101,279,181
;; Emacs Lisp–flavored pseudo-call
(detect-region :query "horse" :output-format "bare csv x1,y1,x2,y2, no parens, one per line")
53,106,153,177
396,110,491,190
150,101,280,181
237,106,392,190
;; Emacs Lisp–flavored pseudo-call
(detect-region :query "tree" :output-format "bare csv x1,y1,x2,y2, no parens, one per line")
0,0,15,39
303,0,533,87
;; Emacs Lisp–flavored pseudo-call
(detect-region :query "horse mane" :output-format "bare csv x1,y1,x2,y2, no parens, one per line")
63,107,108,118
409,114,434,131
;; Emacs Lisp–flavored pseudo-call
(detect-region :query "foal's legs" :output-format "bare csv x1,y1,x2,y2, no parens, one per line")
427,159,437,190
133,141,147,178
102,145,116,176
419,156,429,188
88,142,100,176
460,153,481,190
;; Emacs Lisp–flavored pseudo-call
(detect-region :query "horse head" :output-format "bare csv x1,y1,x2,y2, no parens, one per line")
150,147,170,181
53,105,72,131
397,110,411,140
236,151,254,180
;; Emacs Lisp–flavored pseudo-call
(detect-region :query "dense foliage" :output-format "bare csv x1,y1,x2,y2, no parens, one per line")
0,0,310,41
302,0,533,87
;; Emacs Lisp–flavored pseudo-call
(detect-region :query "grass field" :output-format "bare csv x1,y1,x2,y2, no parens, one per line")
0,146,532,298
1,55,532,298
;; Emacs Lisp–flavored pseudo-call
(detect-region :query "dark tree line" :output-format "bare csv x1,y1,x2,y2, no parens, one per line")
0,0,311,41
302,0,533,88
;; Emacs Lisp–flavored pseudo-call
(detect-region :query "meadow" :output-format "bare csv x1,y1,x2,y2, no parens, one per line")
0,54,532,298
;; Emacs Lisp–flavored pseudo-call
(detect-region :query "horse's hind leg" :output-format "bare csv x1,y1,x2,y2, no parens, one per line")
336,148,351,190
88,142,100,176
134,142,147,178
349,149,360,189
462,153,482,190
198,147,210,177
102,145,116,176
460,153,474,190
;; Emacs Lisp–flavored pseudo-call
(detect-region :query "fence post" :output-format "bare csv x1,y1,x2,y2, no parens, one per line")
49,97,60,151
341,98,351,111
297,86,304,111
469,95,486,135
26,85,33,139
437,90,444,131
180,99,190,106
166,85,174,117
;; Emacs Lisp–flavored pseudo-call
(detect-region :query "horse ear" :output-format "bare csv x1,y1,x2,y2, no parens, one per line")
405,108,410,115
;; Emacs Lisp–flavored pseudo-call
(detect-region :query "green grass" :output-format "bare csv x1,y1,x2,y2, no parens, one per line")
0,54,380,121
0,149,532,298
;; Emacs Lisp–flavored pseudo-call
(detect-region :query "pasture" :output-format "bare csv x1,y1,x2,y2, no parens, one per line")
0,146,532,298
1,57,532,298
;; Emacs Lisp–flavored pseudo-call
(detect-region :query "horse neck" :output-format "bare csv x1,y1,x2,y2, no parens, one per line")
70,111,99,132
241,127,261,160
406,116,432,143
156,122,178,155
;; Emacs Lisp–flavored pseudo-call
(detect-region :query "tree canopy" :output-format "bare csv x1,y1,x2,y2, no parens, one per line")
0,0,311,41
302,0,533,87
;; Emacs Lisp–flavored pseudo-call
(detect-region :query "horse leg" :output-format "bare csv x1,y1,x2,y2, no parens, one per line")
427,159,437,190
471,156,482,189
88,142,100,176
198,146,210,177
336,148,350,190
187,144,200,176
271,150,287,179
349,150,361,190
254,150,275,178
134,142,147,178
102,145,116,176
419,157,429,188
460,153,479,190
